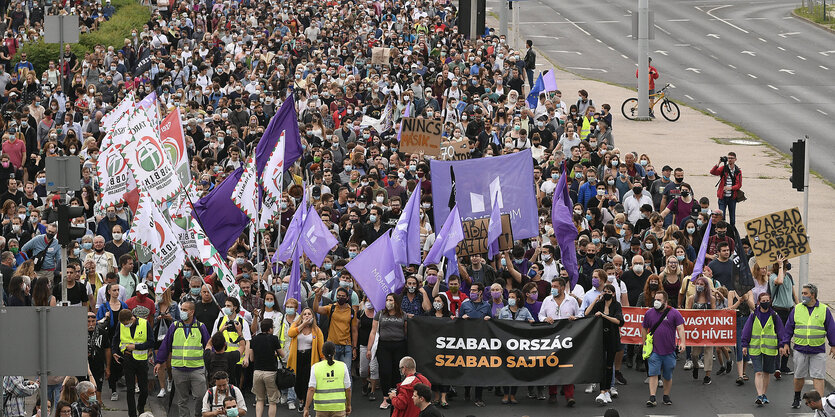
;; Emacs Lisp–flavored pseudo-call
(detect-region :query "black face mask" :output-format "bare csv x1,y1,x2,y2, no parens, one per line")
674,177,684,184
337,297,348,305
586,252,596,259
648,283,659,291
633,186,643,194
717,232,726,238
603,293,614,301
680,190,690,197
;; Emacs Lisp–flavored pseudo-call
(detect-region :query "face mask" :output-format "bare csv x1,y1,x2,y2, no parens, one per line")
653,300,664,310
697,219,704,227
285,307,296,315
433,301,443,310
611,160,619,167
645,243,654,250
760,301,771,310
603,293,614,301
717,232,726,238
649,282,659,291
802,295,812,305
385,301,395,310
592,277,600,288
633,265,644,274
592,237,601,244
337,297,349,305
574,209,582,215
226,408,239,417
264,301,275,309
633,186,643,194
88,394,98,404
542,254,551,262
222,307,233,316
190,287,200,296
586,214,593,222
620,229,626,236
551,288,560,298
73,248,80,256
82,242,93,250
11,224,19,232
113,233,123,241
183,270,193,279
469,291,480,300
348,251,357,259
586,252,596,259
407,286,416,294
369,214,377,223
527,269,537,278
179,309,190,320
695,285,705,293
236,258,245,265
686,227,696,235
676,255,685,262
500,258,507,267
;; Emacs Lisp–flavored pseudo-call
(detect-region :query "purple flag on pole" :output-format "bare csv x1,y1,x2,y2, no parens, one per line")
487,194,502,260
424,205,464,266
391,186,421,265
346,232,405,311
192,167,249,259
138,91,157,110
286,245,302,305
396,102,411,143
543,69,558,92
551,165,579,289
690,220,713,282
274,182,308,263
431,149,538,239
444,248,458,281
300,205,339,267
256,96,302,177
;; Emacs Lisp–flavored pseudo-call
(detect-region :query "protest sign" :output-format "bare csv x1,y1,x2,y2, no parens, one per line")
371,47,392,65
620,307,736,346
457,214,513,256
399,117,442,156
744,207,811,266
440,140,470,160
408,316,604,386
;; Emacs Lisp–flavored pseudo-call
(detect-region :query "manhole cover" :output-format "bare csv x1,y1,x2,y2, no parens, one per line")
729,139,762,145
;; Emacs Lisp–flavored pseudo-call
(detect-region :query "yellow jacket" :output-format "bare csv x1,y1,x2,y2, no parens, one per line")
287,322,324,373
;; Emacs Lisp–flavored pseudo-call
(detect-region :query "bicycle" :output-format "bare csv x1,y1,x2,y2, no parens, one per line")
621,83,680,121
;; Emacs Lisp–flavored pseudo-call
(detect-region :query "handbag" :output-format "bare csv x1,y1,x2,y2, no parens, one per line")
642,307,671,360
735,190,747,203
275,363,296,389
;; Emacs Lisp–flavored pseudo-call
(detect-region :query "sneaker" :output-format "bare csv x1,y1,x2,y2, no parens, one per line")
736,377,744,386
288,402,296,411
792,398,801,409
548,394,557,404
156,388,166,398
683,359,693,370
166,379,172,392
663,395,672,405
379,399,390,409
368,391,377,401
526,388,537,399
647,395,657,407
111,392,118,401
703,376,712,385
692,366,699,380
595,393,606,406
615,371,627,385
610,386,618,398
755,396,763,406
474,400,486,407
783,368,794,375
643,377,649,384
625,356,634,368
604,392,612,403
280,394,288,405
698,359,705,369
566,398,576,407
585,383,597,393
135,385,140,394
762,394,769,404
658,379,664,387
774,370,782,380
716,365,726,376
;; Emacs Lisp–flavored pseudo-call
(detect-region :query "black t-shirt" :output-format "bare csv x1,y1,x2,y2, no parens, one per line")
53,281,89,305
203,350,241,384
708,258,735,291
419,404,445,417
250,333,280,371
194,300,220,330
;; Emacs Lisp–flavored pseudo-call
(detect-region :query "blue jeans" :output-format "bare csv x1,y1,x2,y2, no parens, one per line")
526,69,535,88
335,344,353,372
736,314,748,362
718,196,737,226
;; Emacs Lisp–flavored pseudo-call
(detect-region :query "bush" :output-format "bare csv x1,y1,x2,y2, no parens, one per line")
15,0,150,75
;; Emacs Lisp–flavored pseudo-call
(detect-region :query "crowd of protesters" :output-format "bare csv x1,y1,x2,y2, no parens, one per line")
0,0,832,416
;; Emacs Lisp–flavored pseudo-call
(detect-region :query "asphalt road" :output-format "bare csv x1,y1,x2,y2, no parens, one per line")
133,363,816,417
497,0,835,181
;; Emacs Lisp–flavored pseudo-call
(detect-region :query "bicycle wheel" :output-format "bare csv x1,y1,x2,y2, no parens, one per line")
621,98,639,120
660,100,680,121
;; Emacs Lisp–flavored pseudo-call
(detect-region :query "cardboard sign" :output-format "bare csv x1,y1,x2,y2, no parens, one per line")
400,117,442,156
371,47,392,65
441,140,470,160
744,207,811,265
620,307,736,346
457,214,513,257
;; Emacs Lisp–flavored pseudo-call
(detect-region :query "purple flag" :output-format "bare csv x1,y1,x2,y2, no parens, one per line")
192,167,249,259
424,205,465,266
396,102,411,143
543,69,558,92
487,194,502,260
274,182,308,263
138,91,157,110
346,232,405,311
690,219,713,282
444,248,458,281
551,165,579,289
431,149,538,239
391,186,421,265
286,245,302,305
256,96,302,177
300,205,339,267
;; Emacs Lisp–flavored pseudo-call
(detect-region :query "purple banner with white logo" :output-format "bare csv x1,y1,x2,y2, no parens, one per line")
431,149,537,239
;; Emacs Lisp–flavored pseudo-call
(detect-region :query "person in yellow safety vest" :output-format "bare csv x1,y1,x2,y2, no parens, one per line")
304,341,352,417
579,105,596,140
741,292,785,406
780,283,835,409
112,309,153,417
213,297,251,388
154,300,211,417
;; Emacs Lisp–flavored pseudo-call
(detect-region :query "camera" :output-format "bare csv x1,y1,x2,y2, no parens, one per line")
226,322,236,332
719,156,728,163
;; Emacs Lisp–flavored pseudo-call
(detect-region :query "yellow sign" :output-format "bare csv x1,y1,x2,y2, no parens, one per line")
744,207,811,265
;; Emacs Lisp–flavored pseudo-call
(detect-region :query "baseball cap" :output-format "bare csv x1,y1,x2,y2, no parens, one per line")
137,282,149,295
662,165,673,172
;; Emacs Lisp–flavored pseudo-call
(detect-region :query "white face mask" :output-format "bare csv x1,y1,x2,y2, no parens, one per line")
633,265,644,274
653,300,664,310
645,243,654,250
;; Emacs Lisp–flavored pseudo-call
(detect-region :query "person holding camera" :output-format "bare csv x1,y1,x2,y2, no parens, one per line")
709,152,742,226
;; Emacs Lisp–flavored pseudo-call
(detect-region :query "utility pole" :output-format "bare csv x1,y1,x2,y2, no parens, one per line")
512,1,520,50
800,135,810,289
636,0,651,120
500,0,509,37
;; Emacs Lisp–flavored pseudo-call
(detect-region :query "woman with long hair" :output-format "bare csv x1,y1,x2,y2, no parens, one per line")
659,256,683,308
95,282,128,402
154,288,177,397
675,246,694,277
687,275,716,385
586,283,625,405
424,295,452,407
32,276,56,306
358,295,380,402
367,293,408,410
750,262,770,301
6,275,31,306
288,306,324,411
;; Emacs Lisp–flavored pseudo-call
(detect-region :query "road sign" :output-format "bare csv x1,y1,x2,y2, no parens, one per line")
44,15,79,44
0,306,87,375
45,156,82,194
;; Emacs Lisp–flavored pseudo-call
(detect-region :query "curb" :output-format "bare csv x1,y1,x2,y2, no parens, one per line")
791,9,835,35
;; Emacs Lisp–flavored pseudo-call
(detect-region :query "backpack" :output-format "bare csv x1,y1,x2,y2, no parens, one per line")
320,303,354,344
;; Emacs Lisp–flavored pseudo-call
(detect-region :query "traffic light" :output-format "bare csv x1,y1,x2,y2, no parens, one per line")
790,139,806,192
57,204,86,246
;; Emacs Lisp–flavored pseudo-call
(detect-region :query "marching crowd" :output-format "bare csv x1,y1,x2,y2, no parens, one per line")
0,0,834,416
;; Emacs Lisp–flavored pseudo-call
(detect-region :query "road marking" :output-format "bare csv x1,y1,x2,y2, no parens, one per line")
728,64,737,69
595,20,619,23
705,5,750,33
529,35,561,39
550,50,583,55
706,108,717,114
565,67,608,72
797,55,807,60
686,67,702,73
768,84,778,90
608,46,615,50
758,37,768,42
747,17,768,20
821,65,830,70
655,50,669,56
819,50,835,56
741,50,756,56
790,95,800,102
707,33,721,38
684,94,694,100
563,17,592,36
778,47,786,51
710,55,719,60
674,43,691,46
778,31,800,37
747,73,757,78
654,24,672,35
596,38,603,43
621,54,630,59
717,414,756,417
779,68,796,75
668,18,691,22
817,109,828,115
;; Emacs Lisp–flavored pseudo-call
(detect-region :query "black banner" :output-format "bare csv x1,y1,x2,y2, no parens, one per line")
407,316,605,386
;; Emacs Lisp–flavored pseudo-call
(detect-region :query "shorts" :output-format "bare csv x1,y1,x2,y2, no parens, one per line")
252,370,280,403
359,345,379,380
648,352,676,381
793,350,826,379
750,354,777,374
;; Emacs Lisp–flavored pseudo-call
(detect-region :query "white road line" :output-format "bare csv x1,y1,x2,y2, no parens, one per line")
595,20,619,23
684,94,694,100
654,24,672,35
710,55,719,60
705,5,750,33
797,55,807,60
778,47,786,51
747,73,758,78
741,50,756,56
768,84,778,90
779,31,800,37
550,50,583,55
563,17,592,35
790,95,801,102
747,17,768,20
706,108,717,114
621,54,629,59
565,67,608,72
817,109,828,115
821,65,830,70
608,46,615,50
707,33,721,38
668,18,691,22
674,43,691,46
758,37,767,42
728,64,737,69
